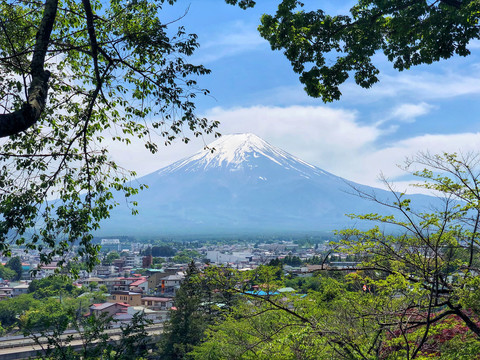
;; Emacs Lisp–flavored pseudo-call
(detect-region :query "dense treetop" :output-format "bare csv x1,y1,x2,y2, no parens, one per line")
258,0,480,101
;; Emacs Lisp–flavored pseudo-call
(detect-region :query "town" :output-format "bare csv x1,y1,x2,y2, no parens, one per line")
0,237,358,327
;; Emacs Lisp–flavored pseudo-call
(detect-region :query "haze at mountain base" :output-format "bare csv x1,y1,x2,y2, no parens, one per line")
98,133,431,237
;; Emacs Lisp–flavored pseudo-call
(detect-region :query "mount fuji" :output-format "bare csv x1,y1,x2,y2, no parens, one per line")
98,133,427,237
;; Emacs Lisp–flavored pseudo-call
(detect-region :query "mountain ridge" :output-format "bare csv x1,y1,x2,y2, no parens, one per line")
157,133,330,177
97,133,429,237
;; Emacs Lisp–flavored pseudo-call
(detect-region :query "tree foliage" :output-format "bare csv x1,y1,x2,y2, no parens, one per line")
192,271,376,360
28,275,79,298
258,0,480,101
5,256,22,280
159,262,243,359
191,152,480,359
144,245,177,257
159,262,213,359
103,251,120,265
332,152,480,355
0,263,17,280
0,293,39,328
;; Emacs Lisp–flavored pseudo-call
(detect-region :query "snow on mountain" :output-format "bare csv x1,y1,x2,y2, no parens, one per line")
158,133,332,186
158,133,327,178
98,133,433,237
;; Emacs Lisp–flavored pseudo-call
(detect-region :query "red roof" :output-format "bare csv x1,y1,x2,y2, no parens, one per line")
129,279,147,287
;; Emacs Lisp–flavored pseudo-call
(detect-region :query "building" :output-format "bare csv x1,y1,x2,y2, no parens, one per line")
141,296,173,310
0,287,12,300
12,283,29,297
90,302,129,317
146,269,176,294
112,276,147,292
129,278,148,293
142,256,153,268
113,258,126,271
161,274,184,295
100,239,120,252
108,291,142,306
125,255,141,268
127,305,163,321
94,265,117,277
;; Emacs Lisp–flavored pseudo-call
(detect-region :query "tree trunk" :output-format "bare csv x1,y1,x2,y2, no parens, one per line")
0,0,57,138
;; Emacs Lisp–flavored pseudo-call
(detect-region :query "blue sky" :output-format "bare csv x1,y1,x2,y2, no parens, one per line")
110,0,480,193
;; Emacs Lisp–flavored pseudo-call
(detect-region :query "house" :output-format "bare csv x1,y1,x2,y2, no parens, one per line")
127,306,163,321
12,283,29,297
0,288,12,300
108,291,142,306
82,277,104,288
90,302,129,317
146,269,177,294
112,276,147,292
129,278,148,293
101,277,122,293
94,265,117,277
37,264,59,277
141,296,173,310
162,274,184,294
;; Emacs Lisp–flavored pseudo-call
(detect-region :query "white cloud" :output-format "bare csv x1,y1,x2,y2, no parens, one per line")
339,132,480,193
203,107,480,195
343,67,480,103
388,102,434,123
203,105,383,166
194,22,266,63
106,105,480,197
107,105,382,179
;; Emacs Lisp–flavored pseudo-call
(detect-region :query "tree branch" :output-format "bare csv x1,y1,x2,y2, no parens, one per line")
0,0,58,138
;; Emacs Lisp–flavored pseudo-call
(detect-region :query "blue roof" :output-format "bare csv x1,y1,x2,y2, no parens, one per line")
244,290,279,296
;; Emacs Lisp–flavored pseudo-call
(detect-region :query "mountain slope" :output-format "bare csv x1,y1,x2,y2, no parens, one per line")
98,133,427,236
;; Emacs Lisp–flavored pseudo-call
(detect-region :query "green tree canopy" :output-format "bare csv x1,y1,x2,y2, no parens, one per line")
159,262,211,359
258,0,480,101
0,293,39,328
5,256,22,281
103,251,120,265
0,264,17,281
28,275,80,298
190,152,480,359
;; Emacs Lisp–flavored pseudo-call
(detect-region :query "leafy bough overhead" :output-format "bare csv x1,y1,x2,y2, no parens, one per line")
258,0,480,102
0,0,224,271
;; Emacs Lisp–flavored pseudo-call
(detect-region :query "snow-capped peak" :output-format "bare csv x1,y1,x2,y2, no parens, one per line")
158,133,327,177
195,133,280,167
